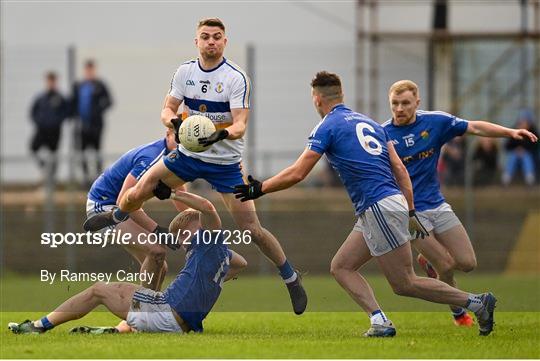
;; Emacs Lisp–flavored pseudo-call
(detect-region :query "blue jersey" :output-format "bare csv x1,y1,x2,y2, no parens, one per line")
308,104,401,214
163,230,230,332
383,110,469,211
88,138,168,205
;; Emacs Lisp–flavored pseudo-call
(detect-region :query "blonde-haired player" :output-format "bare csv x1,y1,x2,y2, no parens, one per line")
383,79,537,326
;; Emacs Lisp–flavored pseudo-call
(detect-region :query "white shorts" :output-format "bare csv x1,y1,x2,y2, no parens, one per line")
86,198,116,233
126,288,183,333
416,202,462,234
354,194,411,257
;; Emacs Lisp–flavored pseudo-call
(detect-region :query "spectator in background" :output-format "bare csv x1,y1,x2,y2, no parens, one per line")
473,137,499,186
440,137,465,186
502,109,539,186
29,71,68,184
71,59,113,186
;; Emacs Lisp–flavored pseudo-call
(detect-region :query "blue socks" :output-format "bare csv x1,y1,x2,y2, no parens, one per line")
36,316,54,330
278,260,297,284
113,208,129,222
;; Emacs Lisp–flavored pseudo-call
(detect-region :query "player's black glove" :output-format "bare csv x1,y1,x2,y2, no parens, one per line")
171,118,182,144
198,129,229,147
153,180,172,200
154,225,180,250
233,175,265,202
409,209,429,239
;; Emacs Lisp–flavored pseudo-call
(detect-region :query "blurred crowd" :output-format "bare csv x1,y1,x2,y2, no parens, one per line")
437,109,539,187
29,60,112,188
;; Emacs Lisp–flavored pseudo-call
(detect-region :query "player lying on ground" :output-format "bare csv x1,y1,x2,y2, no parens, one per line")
83,17,307,315
383,80,538,326
234,71,497,337
86,128,185,291
9,190,247,334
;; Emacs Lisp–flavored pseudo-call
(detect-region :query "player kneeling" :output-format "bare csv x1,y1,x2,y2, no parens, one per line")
8,189,247,334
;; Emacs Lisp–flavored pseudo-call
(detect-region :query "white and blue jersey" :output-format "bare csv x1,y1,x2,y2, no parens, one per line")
308,104,401,214
383,110,469,211
88,138,168,206
169,57,251,165
163,230,230,333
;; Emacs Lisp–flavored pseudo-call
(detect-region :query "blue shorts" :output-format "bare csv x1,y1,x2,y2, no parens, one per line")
163,149,244,193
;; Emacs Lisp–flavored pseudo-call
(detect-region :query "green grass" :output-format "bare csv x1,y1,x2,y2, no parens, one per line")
1,275,539,359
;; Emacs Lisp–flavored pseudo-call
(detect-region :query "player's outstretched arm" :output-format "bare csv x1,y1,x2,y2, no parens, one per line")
170,189,221,230
171,184,190,212
262,148,322,193
466,121,539,142
225,250,248,281
234,149,322,202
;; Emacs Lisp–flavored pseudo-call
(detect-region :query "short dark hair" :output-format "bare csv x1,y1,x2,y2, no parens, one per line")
197,18,225,32
311,71,343,100
45,71,57,81
311,71,342,88
84,59,95,68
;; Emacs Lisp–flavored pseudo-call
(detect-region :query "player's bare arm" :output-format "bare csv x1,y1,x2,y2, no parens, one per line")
161,95,182,128
466,121,538,142
170,190,221,230
262,149,322,194
225,250,248,281
226,108,249,140
387,142,414,211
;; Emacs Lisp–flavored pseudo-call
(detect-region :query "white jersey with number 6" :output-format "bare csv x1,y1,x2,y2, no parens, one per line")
169,58,251,165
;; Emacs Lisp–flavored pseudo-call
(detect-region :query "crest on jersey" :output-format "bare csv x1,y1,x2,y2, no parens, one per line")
421,130,429,139
215,82,224,93
199,104,208,113
168,152,177,162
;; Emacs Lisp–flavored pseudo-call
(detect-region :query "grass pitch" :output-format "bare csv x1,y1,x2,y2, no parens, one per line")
1,274,539,359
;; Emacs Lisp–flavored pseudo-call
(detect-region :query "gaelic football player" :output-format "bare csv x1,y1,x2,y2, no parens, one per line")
383,80,537,326
9,190,247,334
235,71,497,337
83,18,307,315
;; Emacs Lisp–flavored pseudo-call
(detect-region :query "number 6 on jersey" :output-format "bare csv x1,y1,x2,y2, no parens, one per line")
356,123,383,155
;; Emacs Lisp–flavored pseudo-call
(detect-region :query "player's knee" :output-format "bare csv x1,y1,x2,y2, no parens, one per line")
389,278,415,297
329,258,350,279
434,258,456,279
456,256,477,273
90,282,108,299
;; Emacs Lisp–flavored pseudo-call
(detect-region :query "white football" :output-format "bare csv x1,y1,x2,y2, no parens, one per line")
178,115,216,152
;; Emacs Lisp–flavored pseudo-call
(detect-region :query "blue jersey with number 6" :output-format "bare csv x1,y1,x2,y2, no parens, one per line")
307,104,400,214
163,230,229,332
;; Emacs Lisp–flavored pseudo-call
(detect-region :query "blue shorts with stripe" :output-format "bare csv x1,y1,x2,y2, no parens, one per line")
163,149,244,193
353,194,411,256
